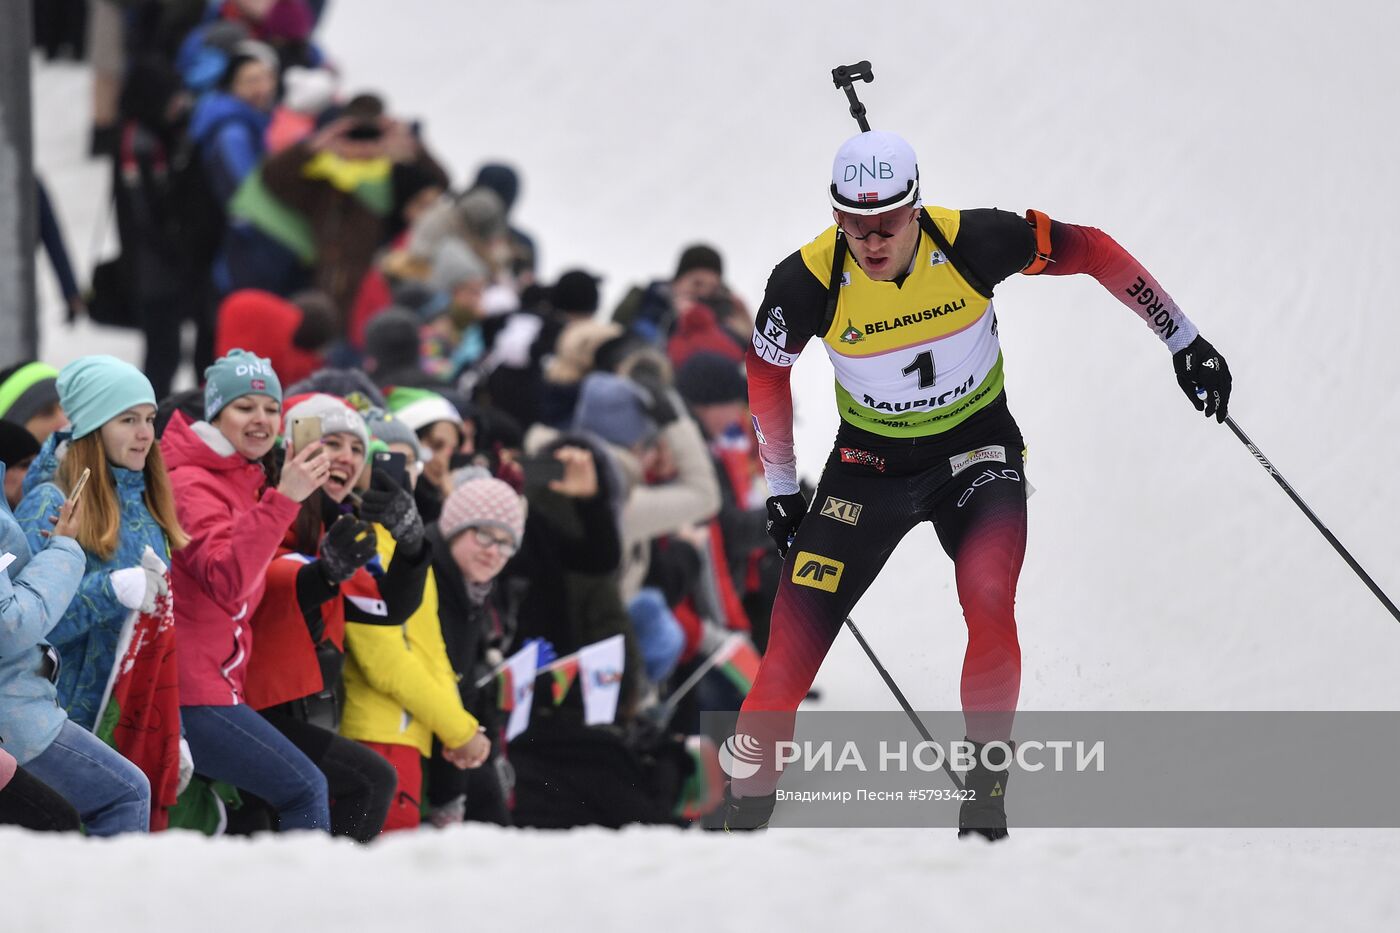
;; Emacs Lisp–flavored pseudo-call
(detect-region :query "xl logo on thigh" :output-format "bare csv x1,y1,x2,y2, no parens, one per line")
792,551,845,592
956,468,1022,509
820,496,863,525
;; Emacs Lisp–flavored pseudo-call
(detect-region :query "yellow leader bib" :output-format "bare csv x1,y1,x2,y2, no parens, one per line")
800,207,1005,438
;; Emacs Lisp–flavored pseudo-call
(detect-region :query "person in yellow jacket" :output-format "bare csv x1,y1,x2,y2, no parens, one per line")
339,414,489,831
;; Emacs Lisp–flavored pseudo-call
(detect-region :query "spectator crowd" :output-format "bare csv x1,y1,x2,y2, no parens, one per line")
2,0,777,837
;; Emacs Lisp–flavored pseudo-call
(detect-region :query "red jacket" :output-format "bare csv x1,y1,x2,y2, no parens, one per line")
214,289,324,389
244,548,351,711
667,303,746,369
348,263,394,351
164,412,302,706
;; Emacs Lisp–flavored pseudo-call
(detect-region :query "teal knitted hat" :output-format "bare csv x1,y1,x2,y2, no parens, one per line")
204,349,283,419
55,356,157,440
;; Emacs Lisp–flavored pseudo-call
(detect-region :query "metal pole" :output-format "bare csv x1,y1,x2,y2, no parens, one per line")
843,616,964,790
1224,416,1400,625
0,0,39,364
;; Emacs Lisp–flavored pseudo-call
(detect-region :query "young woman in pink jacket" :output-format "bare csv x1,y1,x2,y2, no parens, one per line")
164,350,333,832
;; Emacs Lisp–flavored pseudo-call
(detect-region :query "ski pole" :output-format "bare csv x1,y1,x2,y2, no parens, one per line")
1224,415,1400,625
843,616,964,790
831,61,875,132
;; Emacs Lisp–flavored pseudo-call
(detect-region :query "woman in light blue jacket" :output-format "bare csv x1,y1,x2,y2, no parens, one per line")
16,357,188,731
1,459,150,835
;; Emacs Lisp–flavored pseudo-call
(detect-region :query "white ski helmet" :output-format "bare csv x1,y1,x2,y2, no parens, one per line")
829,130,920,216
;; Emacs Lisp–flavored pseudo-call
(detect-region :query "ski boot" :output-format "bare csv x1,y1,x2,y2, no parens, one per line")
957,739,1011,842
719,782,777,833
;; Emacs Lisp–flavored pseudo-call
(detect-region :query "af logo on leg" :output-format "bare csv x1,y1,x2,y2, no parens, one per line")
792,551,844,593
820,496,862,526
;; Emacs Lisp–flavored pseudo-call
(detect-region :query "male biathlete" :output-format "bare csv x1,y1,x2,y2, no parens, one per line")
725,130,1232,839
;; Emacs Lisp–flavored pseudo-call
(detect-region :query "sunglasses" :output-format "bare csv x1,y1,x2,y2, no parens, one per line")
834,205,918,241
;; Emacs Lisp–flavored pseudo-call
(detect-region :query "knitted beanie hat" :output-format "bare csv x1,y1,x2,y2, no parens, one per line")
429,238,488,294
473,163,520,212
571,372,657,449
387,386,461,433
0,361,60,426
281,393,369,449
550,269,601,315
364,307,422,371
204,349,282,420
675,351,748,406
0,419,41,467
363,408,423,462
55,355,158,440
675,243,723,279
439,475,525,547
284,368,385,409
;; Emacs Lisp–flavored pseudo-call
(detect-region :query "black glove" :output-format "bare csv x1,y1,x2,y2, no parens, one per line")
1172,334,1232,423
294,561,337,642
358,470,425,551
765,492,808,559
318,515,378,584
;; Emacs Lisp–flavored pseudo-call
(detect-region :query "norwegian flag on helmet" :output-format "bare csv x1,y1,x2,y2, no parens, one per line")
857,192,880,203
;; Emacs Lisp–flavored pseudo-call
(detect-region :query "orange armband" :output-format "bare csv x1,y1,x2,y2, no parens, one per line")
1022,208,1053,275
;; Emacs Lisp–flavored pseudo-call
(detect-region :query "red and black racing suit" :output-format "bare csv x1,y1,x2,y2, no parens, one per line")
733,207,1198,796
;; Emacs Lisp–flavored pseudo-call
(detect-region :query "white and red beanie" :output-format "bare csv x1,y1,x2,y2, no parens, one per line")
439,474,525,548
281,392,369,448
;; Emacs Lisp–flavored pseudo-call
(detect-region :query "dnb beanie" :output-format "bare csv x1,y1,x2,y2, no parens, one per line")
204,349,283,420
55,356,158,440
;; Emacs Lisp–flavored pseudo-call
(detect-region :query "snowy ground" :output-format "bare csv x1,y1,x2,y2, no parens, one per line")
11,1,1400,929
